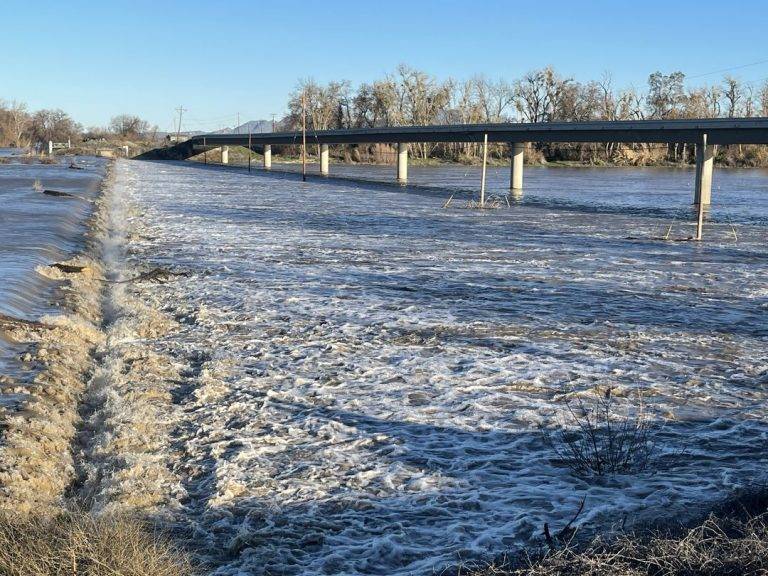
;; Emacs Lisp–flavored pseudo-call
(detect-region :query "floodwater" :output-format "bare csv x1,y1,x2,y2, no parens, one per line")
276,160,768,225
0,156,104,376
109,159,768,575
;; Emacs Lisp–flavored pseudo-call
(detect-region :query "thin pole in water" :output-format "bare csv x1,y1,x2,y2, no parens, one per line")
248,128,252,173
480,133,488,207
695,194,705,240
302,92,307,182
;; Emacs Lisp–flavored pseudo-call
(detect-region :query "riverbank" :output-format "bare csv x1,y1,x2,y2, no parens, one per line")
467,488,768,575
0,157,190,572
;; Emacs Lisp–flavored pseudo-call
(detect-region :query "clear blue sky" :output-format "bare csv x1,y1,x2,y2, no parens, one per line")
3,0,767,131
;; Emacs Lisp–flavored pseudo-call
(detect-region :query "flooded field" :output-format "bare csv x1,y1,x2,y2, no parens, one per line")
106,160,768,574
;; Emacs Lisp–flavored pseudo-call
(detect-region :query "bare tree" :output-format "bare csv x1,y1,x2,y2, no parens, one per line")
474,76,515,122
722,76,743,118
28,109,81,145
760,80,768,117
646,71,686,118
109,114,150,138
268,64,765,166
5,101,30,146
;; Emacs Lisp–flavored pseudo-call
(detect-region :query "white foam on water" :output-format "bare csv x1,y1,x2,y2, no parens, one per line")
110,159,768,575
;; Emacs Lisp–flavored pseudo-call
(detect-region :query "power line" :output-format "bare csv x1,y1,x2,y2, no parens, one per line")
688,57,768,80
175,105,187,139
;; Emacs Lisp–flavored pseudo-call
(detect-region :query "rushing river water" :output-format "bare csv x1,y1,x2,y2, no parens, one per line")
273,161,768,226
104,159,768,575
1,156,766,574
0,157,104,379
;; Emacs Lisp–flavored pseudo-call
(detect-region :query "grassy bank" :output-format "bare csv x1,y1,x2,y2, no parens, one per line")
463,489,768,576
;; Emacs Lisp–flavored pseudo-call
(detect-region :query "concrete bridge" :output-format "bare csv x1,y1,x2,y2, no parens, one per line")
141,118,768,236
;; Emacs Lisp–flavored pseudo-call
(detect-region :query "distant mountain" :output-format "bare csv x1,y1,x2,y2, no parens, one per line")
214,120,273,135
155,120,274,140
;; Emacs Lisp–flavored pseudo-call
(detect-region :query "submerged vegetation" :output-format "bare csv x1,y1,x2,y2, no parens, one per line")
542,387,657,478
467,490,768,576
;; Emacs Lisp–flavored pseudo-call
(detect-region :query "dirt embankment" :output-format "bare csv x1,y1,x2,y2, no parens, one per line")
0,168,110,512
0,160,190,573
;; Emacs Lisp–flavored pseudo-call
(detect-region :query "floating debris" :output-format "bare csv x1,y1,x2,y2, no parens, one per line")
43,189,77,198
51,263,86,274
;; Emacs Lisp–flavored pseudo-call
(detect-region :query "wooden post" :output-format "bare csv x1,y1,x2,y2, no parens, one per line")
480,133,488,207
301,92,307,182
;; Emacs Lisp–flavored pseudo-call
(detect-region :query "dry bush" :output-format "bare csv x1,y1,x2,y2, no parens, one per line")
469,510,768,576
542,387,656,478
0,510,193,575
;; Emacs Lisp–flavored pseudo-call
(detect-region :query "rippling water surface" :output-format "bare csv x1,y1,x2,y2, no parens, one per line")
113,158,768,575
0,157,104,375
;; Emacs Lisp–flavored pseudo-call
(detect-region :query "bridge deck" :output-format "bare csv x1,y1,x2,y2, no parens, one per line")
187,118,768,148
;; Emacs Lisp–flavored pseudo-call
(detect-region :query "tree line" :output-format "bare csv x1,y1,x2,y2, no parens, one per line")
2,66,767,165
282,65,768,165
0,102,156,149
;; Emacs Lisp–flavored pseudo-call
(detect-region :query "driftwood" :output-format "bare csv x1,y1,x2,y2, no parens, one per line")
105,267,190,285
52,263,86,274
43,189,76,198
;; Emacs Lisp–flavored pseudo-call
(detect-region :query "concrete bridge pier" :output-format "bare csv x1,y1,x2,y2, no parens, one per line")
510,142,525,191
321,144,330,175
694,134,716,208
221,146,229,165
263,144,272,169
397,143,408,184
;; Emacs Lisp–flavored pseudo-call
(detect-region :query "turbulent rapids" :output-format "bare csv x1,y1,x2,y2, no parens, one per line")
0,158,767,575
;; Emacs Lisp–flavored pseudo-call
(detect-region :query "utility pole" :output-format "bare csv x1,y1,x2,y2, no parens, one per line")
301,93,307,182
271,113,277,132
248,126,252,173
175,106,187,141
236,112,240,133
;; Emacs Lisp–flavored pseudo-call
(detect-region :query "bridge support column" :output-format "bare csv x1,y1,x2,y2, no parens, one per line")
320,144,329,175
263,144,272,169
694,134,716,241
397,143,408,184
221,146,229,165
694,135,716,208
510,142,525,191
